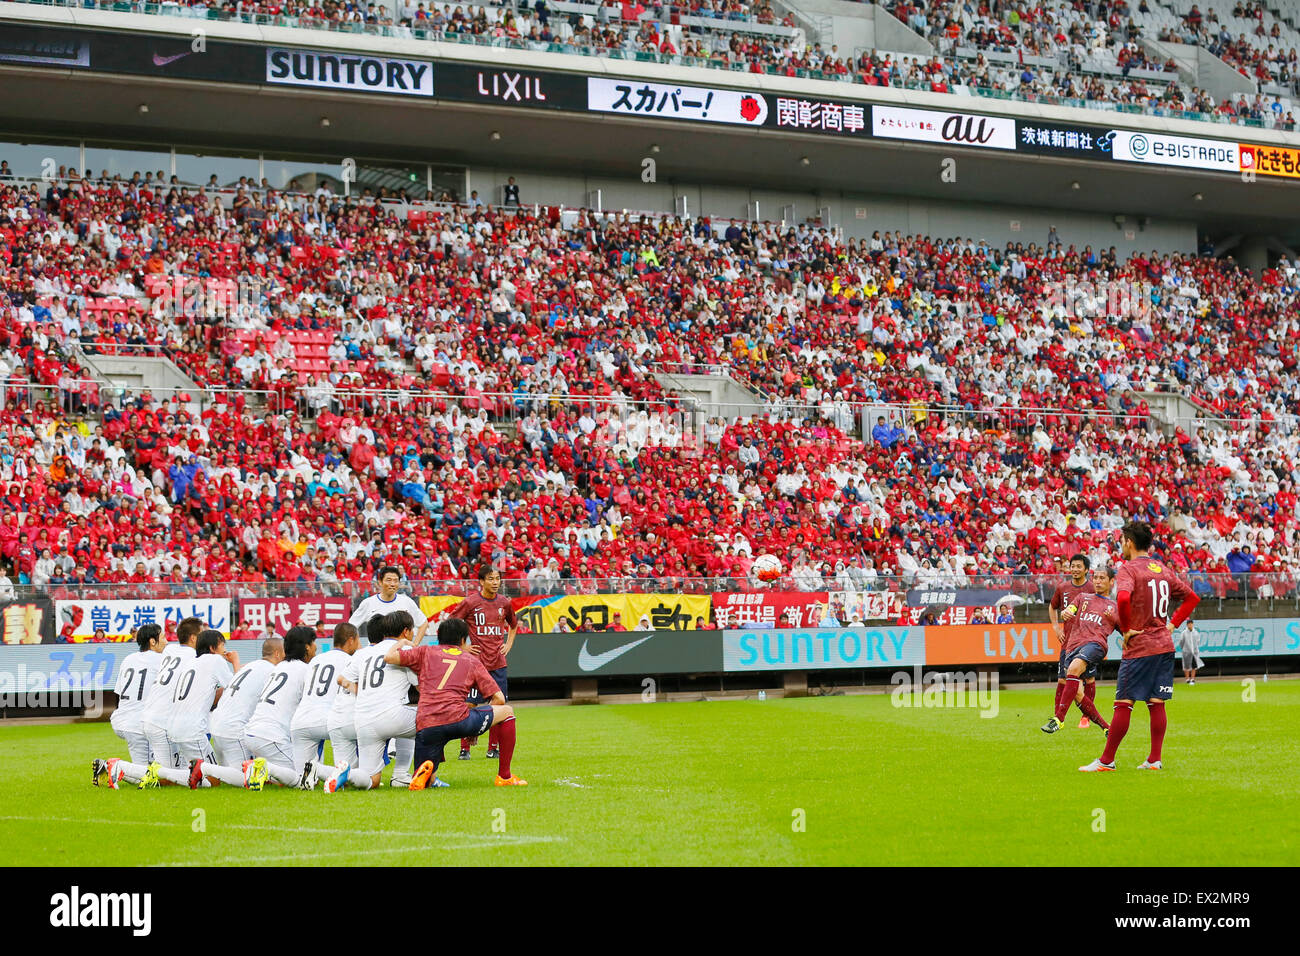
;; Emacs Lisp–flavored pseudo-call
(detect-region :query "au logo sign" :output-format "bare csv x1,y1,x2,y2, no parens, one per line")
942,114,995,145
873,105,1016,150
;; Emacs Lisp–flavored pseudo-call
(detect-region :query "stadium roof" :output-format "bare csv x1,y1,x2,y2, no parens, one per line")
2,6,1299,243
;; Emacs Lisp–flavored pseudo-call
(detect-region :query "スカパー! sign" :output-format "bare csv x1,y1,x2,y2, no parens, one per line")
588,77,768,126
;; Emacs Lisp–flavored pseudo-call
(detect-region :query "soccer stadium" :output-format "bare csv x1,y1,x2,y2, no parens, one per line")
0,0,1297,886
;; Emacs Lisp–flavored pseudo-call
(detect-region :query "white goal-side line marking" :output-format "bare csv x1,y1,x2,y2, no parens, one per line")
0,814,558,842
151,836,565,867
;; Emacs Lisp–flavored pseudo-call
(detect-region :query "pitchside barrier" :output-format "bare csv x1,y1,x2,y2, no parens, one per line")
1,619,1296,715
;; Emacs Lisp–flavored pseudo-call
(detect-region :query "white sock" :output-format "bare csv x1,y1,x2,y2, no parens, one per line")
117,761,149,784
346,768,373,790
155,765,191,787
393,737,414,778
265,761,300,787
313,762,341,780
200,762,246,787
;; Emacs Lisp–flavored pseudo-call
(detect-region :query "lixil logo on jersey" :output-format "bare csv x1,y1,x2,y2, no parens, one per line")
49,886,152,936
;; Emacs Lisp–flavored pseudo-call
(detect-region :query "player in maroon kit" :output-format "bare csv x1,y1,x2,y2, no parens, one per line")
1049,554,1094,728
1041,565,1116,734
390,616,527,788
1080,521,1199,772
443,565,517,760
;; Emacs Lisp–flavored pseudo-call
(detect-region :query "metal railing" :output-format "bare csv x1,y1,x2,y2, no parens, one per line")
8,572,1299,621
2,376,284,415
5,370,1292,436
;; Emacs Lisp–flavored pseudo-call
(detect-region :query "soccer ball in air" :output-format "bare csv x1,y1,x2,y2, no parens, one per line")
752,554,783,583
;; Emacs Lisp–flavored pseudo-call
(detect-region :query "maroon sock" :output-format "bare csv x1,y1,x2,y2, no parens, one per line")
1056,677,1081,721
460,737,474,752
1076,693,1110,730
1084,681,1097,707
1148,702,1167,763
496,717,516,778
488,724,501,750
1054,681,1066,712
1100,703,1132,764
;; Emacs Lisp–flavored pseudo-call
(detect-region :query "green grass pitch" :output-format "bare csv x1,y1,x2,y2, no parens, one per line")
2,678,1296,866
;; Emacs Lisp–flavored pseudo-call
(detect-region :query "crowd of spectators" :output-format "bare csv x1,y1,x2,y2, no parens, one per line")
3,170,1300,604
28,0,1300,129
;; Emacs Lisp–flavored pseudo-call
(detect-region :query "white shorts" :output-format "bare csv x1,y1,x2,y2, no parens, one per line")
172,735,217,766
142,721,181,769
356,706,416,778
210,734,249,767
290,722,329,773
327,722,358,769
111,713,152,764
245,734,293,766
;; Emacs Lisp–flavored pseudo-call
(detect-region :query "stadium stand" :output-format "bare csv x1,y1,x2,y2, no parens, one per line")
3,171,1299,607
7,0,1298,129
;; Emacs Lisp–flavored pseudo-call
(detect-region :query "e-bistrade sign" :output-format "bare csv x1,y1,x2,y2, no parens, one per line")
723,627,923,671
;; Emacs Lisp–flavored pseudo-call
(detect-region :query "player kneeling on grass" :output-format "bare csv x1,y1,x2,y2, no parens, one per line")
396,617,526,789
236,625,315,789
208,638,284,768
93,624,165,785
1080,521,1200,773
323,610,419,792
1042,566,1116,734
286,621,361,790
96,629,237,790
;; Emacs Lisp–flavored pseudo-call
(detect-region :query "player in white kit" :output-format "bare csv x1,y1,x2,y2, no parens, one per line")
93,624,165,787
153,629,236,787
286,621,360,790
348,566,431,642
348,569,429,786
325,610,419,792
120,616,203,787
328,617,385,774
208,637,284,766
241,625,316,790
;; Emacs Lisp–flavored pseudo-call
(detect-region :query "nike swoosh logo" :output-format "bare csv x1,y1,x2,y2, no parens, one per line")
577,635,653,672
152,51,193,67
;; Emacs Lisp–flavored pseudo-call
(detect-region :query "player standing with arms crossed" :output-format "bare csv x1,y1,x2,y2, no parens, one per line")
1080,522,1200,772
1049,555,1093,728
446,565,517,761
1042,566,1116,734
